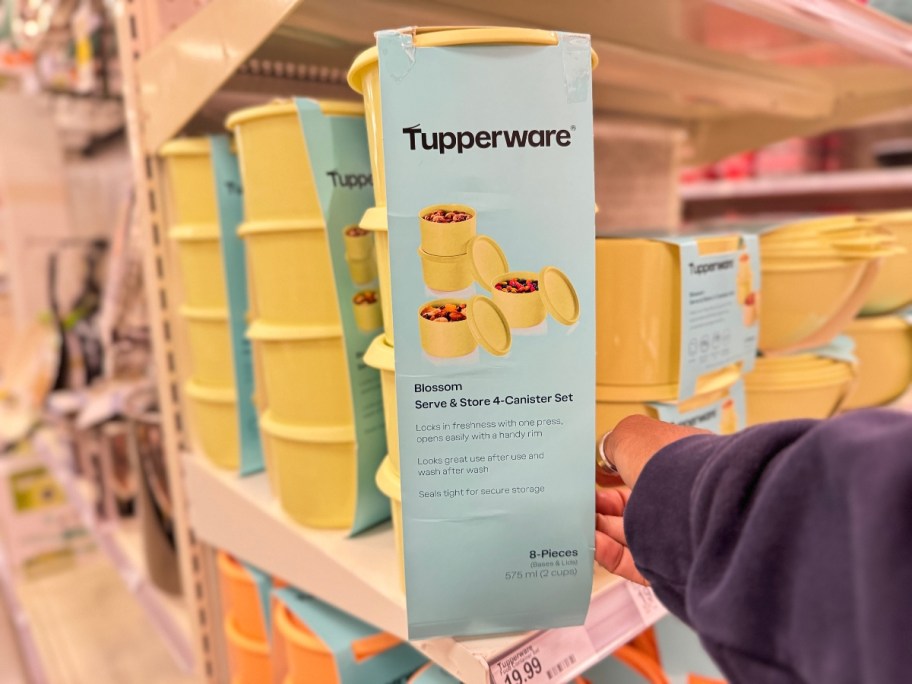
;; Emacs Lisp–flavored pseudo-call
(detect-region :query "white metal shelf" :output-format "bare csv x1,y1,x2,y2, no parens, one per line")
185,453,665,684
681,168,912,201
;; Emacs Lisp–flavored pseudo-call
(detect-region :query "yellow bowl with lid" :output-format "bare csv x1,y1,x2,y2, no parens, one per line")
247,321,353,427
861,212,912,315
238,220,339,327
594,235,744,400
364,335,399,471
417,297,511,358
180,307,234,387
260,412,356,529
226,99,363,223
159,138,218,225
185,381,239,470
347,28,598,209
843,315,912,409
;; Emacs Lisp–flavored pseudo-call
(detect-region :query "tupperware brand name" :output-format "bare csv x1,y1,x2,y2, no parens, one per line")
675,408,717,427
325,170,373,188
402,124,573,155
689,258,735,276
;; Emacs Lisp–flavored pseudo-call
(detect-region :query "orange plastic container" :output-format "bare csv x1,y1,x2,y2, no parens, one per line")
225,614,271,684
217,552,267,641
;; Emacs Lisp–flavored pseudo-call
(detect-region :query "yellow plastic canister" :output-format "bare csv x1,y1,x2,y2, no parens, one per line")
374,455,404,588
861,212,912,315
744,355,856,426
364,335,399,471
343,224,375,261
180,307,235,387
169,224,227,309
159,138,218,225
418,297,511,358
346,255,378,286
347,28,598,209
418,204,477,257
417,248,474,292
247,321,353,427
226,100,363,223
260,412,356,529
594,236,743,398
843,315,912,409
238,220,340,327
361,207,393,344
217,552,267,641
185,381,240,470
352,291,383,332
225,614,271,684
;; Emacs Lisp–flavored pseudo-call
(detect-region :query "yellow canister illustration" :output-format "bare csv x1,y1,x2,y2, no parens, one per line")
720,398,739,435
346,255,378,286
418,204,476,256
343,224,375,261
417,297,511,359
352,290,382,332
417,248,473,292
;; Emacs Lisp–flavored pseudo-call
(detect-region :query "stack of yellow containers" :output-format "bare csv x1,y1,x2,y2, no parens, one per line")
744,215,903,424
160,139,240,470
226,99,366,529
842,211,912,410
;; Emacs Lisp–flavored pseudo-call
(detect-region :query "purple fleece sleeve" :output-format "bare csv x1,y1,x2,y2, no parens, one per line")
624,409,912,684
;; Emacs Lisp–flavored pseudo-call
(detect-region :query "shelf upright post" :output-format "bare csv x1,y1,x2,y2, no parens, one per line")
112,2,228,682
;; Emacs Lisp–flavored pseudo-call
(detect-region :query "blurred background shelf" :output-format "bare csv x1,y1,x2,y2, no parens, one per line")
681,168,912,201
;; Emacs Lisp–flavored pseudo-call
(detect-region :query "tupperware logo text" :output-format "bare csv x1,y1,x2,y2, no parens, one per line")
675,409,717,427
326,171,373,189
688,259,735,276
402,124,573,155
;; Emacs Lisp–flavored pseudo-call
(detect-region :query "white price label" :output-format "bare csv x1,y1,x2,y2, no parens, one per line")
625,582,665,624
491,626,596,684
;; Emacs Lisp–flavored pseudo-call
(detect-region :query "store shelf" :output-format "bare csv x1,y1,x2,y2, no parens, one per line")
185,453,665,683
132,0,912,161
681,168,912,201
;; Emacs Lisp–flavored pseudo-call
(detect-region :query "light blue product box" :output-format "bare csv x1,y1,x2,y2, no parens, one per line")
802,334,857,365
378,29,596,638
649,378,746,434
408,663,459,683
294,99,390,535
658,233,760,400
240,559,277,643
209,135,264,476
273,588,426,684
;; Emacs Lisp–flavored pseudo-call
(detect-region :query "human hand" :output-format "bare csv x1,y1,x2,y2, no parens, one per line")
595,487,647,585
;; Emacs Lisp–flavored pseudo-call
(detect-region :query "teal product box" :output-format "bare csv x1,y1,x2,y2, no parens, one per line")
661,234,760,400
209,135,264,476
378,30,596,637
407,664,459,683
649,378,746,434
272,588,426,684
294,99,390,535
804,334,857,364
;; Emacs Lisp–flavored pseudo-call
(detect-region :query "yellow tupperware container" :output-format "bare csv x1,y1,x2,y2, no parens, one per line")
843,315,912,409
861,212,912,315
347,28,598,208
744,354,856,425
418,204,477,256
226,100,363,223
181,307,234,387
594,236,743,399
364,335,399,471
159,138,218,225
352,291,382,332
346,255,378,285
361,207,393,343
225,614,271,684
418,248,473,292
185,381,240,470
471,236,581,329
375,455,404,588
238,220,340,327
169,225,227,309
418,297,511,358
596,387,737,437
247,321,353,427
260,412,356,528
342,224,375,261
218,552,267,641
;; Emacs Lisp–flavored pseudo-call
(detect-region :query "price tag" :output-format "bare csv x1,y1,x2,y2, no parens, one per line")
490,626,597,684
625,582,665,625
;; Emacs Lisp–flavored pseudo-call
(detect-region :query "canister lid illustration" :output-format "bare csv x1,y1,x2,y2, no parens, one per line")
539,266,580,325
468,295,512,356
469,235,509,291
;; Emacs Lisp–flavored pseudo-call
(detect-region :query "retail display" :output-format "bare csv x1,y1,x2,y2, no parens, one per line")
842,314,912,409
860,211,912,315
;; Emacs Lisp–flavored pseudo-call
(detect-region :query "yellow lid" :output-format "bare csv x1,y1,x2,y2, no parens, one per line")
359,206,388,232
364,334,395,371
469,235,509,291
180,306,229,322
185,380,236,403
539,266,579,326
468,295,511,356
169,224,221,242
846,314,912,334
237,219,325,237
159,138,210,157
225,100,298,130
347,27,598,93
247,320,343,341
416,247,467,263
375,455,401,502
260,410,355,443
